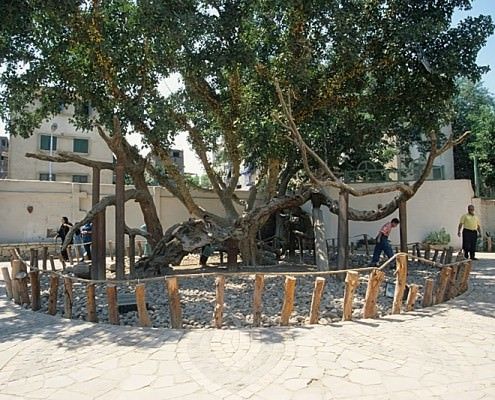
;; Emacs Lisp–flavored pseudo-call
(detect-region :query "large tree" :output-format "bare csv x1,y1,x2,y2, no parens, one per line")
0,0,493,272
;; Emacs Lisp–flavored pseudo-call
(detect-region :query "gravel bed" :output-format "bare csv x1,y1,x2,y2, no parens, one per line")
28,256,444,329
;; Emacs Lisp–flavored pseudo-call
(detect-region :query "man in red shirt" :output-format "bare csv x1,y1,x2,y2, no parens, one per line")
369,218,400,266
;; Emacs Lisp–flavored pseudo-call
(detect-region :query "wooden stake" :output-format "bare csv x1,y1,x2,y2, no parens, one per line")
1,267,13,300
362,268,385,318
342,271,359,321
406,284,419,311
29,270,41,311
48,274,59,315
87,283,98,322
11,259,22,304
75,245,81,262
16,271,30,306
424,245,431,261
49,255,56,271
129,235,136,278
166,277,182,328
487,236,492,252
439,248,446,264
445,247,453,264
63,277,73,319
106,284,119,325
213,276,225,328
422,278,434,307
30,248,35,269
460,260,472,293
135,283,151,327
392,254,408,314
252,274,265,327
435,267,452,304
280,276,296,326
309,277,326,324
432,249,439,262
447,264,459,299
42,246,48,270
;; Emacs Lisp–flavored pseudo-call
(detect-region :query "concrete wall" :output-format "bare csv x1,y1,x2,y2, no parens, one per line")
0,178,484,248
8,107,114,184
302,179,477,247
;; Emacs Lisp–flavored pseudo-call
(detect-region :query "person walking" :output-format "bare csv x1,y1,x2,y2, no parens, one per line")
81,221,93,261
370,218,400,266
56,216,73,262
458,204,481,260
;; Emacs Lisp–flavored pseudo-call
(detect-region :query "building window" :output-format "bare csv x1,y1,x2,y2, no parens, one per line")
73,138,89,153
172,150,181,158
40,135,57,151
40,173,56,181
72,175,88,183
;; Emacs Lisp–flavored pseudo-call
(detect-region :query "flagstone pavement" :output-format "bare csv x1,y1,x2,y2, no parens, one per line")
0,254,494,400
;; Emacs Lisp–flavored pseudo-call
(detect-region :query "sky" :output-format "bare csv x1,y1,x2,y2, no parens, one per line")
1,1,495,175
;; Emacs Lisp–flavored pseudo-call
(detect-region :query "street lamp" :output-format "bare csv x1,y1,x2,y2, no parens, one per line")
49,122,57,181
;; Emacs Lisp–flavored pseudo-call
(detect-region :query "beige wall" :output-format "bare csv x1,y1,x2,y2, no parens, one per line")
0,178,488,248
303,179,478,247
8,107,114,184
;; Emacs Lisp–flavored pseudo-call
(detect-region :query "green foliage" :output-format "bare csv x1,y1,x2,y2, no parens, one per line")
424,228,451,245
452,79,495,189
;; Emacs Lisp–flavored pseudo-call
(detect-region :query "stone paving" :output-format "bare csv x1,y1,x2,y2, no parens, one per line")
0,255,494,400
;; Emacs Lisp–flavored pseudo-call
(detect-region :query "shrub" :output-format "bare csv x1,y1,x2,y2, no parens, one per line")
423,228,451,245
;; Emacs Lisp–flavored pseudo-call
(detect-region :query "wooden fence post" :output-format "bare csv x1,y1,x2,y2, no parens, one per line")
342,271,359,321
129,235,136,278
29,270,41,311
309,277,326,324
87,283,98,322
406,284,419,311
137,241,143,257
280,276,296,326
42,246,48,270
435,267,452,304
166,277,182,329
17,272,30,306
11,259,23,304
422,278,434,307
252,274,265,327
213,276,225,328
49,255,56,271
30,248,35,269
424,245,431,261
106,284,120,325
58,254,66,271
392,254,408,314
68,246,74,266
48,274,59,315
1,267,13,300
445,247,453,264
135,283,151,327
487,236,492,252
447,264,459,299
460,261,472,293
363,268,385,319
432,249,439,262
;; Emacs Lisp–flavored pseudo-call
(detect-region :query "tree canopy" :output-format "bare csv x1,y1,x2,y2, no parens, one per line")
0,0,493,267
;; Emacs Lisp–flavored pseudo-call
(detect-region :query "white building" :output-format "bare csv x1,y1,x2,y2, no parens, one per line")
8,104,114,184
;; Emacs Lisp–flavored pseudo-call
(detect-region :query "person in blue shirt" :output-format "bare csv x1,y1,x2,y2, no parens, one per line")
81,222,93,261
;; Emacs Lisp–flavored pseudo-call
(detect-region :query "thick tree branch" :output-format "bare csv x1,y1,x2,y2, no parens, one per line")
25,151,114,170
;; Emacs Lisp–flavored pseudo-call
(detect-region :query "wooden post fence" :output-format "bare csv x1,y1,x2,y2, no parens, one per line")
435,267,452,304
29,270,41,311
135,283,151,327
309,277,326,324
48,274,59,315
252,274,265,327
87,283,98,322
1,267,13,300
166,277,182,329
42,246,48,270
406,284,419,311
49,255,56,271
280,276,296,326
106,284,120,325
422,278,434,307
342,271,359,321
214,276,225,328
392,254,408,314
363,268,385,319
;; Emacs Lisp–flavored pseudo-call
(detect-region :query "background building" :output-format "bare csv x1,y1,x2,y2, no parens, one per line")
8,104,114,184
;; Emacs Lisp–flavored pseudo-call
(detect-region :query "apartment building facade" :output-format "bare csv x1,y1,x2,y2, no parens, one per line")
8,104,114,184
